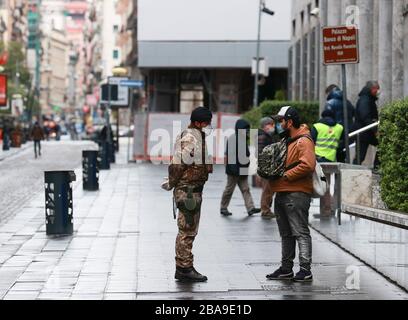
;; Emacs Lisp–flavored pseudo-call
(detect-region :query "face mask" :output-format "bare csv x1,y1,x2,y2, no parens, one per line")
276,122,289,138
275,122,285,135
202,125,214,137
267,127,276,135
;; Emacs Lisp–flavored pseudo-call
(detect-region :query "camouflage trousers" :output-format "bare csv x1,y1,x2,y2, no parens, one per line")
174,189,203,269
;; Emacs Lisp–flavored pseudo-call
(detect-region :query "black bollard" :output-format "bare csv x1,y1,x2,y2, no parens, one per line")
98,141,110,170
44,171,76,236
108,141,115,164
82,150,99,191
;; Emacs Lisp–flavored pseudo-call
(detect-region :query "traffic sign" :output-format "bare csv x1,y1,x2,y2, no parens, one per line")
322,25,359,65
119,80,144,88
100,77,129,107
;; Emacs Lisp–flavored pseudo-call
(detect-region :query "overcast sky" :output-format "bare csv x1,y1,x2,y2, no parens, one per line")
138,0,291,41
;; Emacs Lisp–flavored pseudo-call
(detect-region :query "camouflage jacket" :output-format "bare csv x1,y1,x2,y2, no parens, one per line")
168,127,213,190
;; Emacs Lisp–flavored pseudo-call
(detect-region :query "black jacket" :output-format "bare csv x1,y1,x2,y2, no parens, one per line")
225,119,251,176
353,87,379,144
99,125,114,142
257,129,280,157
324,89,355,131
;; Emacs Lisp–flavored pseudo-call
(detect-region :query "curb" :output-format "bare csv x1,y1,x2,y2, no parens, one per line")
0,142,32,162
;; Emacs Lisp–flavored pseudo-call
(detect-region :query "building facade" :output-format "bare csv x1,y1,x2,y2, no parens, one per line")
39,28,68,115
64,0,88,116
0,0,28,44
101,0,122,79
138,40,289,113
114,0,141,125
27,0,41,98
116,0,139,79
289,0,408,110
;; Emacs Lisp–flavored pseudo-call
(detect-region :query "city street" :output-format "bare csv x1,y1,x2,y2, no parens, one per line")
0,140,96,224
0,140,406,300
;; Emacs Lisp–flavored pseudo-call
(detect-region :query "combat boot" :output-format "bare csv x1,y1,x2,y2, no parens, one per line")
175,266,208,282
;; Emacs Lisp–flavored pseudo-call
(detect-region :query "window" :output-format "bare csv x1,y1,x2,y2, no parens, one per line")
113,50,119,59
292,19,296,37
113,25,119,32
179,85,204,114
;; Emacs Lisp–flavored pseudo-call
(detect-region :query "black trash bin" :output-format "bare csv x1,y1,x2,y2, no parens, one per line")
82,150,99,191
44,171,76,236
98,141,110,170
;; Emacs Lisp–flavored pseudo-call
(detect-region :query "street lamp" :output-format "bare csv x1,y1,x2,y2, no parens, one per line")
253,0,274,108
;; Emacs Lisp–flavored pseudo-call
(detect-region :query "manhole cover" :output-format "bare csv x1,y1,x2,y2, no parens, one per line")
262,284,294,291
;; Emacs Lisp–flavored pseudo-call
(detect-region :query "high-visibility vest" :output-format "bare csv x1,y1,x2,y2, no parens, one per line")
313,122,343,162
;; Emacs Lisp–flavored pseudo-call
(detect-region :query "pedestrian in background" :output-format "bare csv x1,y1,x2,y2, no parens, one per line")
311,109,344,163
1,120,11,151
220,119,261,217
258,117,280,219
352,81,380,168
324,84,355,162
266,106,316,282
99,123,114,143
31,122,45,159
324,84,355,130
162,106,213,282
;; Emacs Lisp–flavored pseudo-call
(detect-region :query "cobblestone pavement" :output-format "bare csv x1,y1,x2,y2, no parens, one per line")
0,140,96,225
0,141,407,300
0,142,32,162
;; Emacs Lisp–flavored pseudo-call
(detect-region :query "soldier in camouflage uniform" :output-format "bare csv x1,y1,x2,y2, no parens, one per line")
162,106,213,282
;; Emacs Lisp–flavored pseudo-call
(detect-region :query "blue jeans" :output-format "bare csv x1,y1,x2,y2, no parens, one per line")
275,192,312,271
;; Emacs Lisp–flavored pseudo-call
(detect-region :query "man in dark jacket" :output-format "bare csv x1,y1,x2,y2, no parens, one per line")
220,119,261,216
324,85,355,131
31,122,45,159
258,117,280,219
258,117,280,156
352,81,380,166
311,109,345,163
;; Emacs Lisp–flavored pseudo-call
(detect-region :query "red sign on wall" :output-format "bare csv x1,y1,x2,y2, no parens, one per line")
0,74,7,107
322,26,359,65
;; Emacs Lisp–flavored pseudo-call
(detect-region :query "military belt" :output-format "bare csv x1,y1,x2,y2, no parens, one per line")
177,186,204,193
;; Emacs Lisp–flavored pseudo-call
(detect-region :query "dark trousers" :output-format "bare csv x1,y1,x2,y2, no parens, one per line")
34,140,41,157
275,192,312,271
353,142,380,168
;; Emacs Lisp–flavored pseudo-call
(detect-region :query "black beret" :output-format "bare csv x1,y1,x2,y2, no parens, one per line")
190,106,212,123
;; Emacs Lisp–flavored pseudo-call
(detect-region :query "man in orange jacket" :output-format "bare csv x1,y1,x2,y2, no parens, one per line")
266,106,316,283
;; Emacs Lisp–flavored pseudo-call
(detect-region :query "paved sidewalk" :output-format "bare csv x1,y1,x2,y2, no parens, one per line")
0,154,407,299
310,214,408,291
